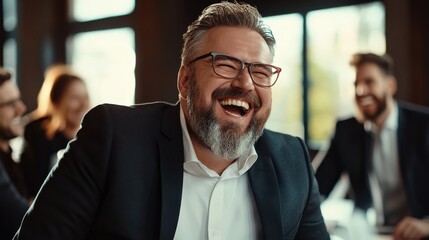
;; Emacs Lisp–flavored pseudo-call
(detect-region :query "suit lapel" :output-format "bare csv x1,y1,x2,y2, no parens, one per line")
361,126,375,208
364,129,373,171
248,154,283,239
158,104,184,240
396,105,411,192
396,105,407,173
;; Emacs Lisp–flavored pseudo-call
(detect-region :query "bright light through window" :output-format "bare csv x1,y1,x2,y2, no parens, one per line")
2,0,17,31
307,2,385,147
71,0,135,21
3,38,17,81
68,28,136,107
263,14,304,138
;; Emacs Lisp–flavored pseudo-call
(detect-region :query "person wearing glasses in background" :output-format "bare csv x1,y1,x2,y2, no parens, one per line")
14,2,329,239
0,67,30,239
314,53,429,240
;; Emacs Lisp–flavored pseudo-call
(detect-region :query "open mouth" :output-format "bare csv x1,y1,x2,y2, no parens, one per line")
11,117,25,126
219,98,250,117
358,96,374,106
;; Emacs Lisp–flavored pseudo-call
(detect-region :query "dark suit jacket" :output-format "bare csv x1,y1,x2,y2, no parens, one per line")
0,162,29,240
20,116,70,198
316,101,429,218
14,102,329,240
0,148,29,198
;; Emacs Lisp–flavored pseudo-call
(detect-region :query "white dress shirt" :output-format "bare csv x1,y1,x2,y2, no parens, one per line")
366,103,409,227
173,107,262,240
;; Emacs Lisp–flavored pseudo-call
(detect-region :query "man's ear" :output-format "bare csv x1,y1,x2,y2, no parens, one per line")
177,65,190,99
387,75,397,96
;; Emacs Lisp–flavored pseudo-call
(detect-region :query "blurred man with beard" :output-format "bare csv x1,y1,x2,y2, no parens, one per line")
14,2,329,240
315,53,429,239
0,68,29,239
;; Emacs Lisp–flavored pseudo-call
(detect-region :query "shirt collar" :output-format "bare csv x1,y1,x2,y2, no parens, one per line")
179,105,258,178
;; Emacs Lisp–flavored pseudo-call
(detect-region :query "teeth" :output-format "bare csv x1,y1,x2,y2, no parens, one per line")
220,99,249,110
11,118,24,125
359,97,373,106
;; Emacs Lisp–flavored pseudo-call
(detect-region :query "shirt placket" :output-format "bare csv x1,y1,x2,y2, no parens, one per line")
208,179,224,240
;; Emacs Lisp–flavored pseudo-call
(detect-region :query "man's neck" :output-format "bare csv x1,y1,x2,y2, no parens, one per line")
190,137,236,175
373,99,395,129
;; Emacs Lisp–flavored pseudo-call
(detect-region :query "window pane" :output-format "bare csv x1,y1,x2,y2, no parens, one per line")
71,0,135,21
3,0,17,31
3,38,17,81
68,28,136,106
263,14,304,139
307,2,385,147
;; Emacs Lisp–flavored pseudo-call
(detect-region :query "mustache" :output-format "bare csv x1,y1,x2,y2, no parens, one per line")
211,88,261,109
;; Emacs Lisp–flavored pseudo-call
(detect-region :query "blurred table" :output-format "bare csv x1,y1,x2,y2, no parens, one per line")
322,199,393,240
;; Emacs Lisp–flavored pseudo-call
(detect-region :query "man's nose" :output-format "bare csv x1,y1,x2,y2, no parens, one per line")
15,99,27,114
355,84,367,96
231,66,254,91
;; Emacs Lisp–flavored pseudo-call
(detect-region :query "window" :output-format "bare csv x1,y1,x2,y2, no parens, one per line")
307,2,385,147
2,0,17,31
263,1,385,148
263,14,304,138
68,28,136,106
2,0,17,82
3,38,17,79
67,0,136,106
70,0,135,21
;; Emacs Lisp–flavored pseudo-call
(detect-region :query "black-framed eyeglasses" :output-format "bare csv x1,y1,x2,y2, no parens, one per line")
188,52,282,87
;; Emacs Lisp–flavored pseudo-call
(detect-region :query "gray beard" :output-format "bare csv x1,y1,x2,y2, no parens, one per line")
189,107,261,160
186,80,264,160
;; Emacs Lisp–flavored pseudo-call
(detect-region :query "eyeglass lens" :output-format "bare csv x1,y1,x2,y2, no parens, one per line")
212,54,279,87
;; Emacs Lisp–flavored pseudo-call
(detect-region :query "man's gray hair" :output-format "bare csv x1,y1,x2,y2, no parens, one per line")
181,1,276,65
